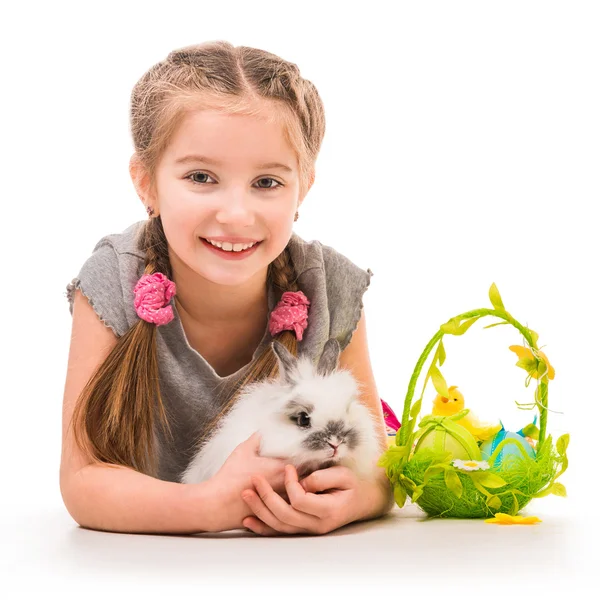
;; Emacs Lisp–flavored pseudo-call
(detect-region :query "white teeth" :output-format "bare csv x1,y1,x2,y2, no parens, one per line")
205,238,258,252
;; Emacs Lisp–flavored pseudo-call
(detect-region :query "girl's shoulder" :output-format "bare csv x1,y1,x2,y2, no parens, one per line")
289,232,373,354
289,231,373,281
65,221,146,337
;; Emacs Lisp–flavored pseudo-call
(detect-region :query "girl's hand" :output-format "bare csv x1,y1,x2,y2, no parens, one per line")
214,431,287,494
206,432,287,532
241,464,393,536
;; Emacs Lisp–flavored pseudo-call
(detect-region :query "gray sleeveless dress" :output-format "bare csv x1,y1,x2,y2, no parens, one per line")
65,220,373,482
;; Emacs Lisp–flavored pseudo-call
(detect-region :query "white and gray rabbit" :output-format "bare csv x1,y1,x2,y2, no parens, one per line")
180,338,383,484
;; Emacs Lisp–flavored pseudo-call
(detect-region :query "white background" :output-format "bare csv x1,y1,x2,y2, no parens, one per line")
1,0,598,596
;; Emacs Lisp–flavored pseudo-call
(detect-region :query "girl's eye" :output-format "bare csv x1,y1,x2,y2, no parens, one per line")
186,172,283,190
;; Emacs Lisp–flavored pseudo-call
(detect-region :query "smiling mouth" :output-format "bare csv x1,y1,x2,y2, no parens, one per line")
200,237,262,254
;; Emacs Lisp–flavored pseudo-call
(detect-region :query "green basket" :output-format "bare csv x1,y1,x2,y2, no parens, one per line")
378,283,569,519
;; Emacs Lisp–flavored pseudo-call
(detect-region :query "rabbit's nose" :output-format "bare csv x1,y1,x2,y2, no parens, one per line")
328,442,339,456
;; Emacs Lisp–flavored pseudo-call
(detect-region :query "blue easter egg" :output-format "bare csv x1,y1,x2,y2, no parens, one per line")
480,426,536,468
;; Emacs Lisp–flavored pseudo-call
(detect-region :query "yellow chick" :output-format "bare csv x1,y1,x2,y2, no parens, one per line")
431,386,502,442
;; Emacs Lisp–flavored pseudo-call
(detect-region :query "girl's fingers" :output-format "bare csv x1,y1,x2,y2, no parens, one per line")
242,486,308,534
284,465,337,519
299,465,356,494
243,516,279,536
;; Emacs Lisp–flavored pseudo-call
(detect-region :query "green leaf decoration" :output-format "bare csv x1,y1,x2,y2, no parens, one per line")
516,358,538,374
534,480,568,499
449,408,470,421
521,423,540,440
437,340,446,367
511,492,519,515
555,455,569,480
377,445,410,470
440,316,480,336
445,469,463,498
394,484,407,508
561,453,569,470
556,433,570,456
423,465,447,485
486,495,502,510
489,283,506,311
429,365,449,397
411,485,424,503
532,487,553,499
537,435,553,460
469,471,508,489
410,399,422,419
457,316,480,334
401,416,420,446
398,474,417,492
483,321,510,329
528,328,540,347
440,317,461,335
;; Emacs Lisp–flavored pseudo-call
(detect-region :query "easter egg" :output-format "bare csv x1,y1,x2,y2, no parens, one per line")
413,417,482,461
480,427,536,468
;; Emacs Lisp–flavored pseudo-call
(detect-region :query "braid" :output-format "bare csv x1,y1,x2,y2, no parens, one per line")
69,215,176,477
268,246,300,293
138,216,173,279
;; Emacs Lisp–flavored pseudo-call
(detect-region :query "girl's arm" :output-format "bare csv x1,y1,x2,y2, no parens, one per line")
337,307,395,517
61,289,220,534
338,308,389,453
62,462,218,534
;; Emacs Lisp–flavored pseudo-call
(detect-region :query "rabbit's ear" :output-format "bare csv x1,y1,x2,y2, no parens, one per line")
271,340,298,385
316,338,341,376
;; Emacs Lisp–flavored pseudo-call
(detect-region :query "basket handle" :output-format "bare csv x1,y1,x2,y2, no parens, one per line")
397,307,550,448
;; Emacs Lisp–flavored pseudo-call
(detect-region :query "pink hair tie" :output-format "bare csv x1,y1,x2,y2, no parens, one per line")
268,290,310,341
133,273,177,326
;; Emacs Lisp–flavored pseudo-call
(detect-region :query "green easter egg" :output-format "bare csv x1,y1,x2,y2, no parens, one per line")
414,418,482,461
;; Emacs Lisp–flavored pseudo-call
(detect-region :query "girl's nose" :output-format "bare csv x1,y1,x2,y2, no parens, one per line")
216,196,255,225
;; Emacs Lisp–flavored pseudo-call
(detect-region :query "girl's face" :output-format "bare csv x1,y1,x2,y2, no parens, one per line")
152,109,302,287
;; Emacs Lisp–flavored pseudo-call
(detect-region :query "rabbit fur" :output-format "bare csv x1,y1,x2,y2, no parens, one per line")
180,338,382,484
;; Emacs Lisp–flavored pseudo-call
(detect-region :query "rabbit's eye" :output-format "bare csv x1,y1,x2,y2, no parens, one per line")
296,412,311,428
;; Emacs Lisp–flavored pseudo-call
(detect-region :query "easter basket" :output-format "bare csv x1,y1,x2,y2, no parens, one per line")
378,283,569,519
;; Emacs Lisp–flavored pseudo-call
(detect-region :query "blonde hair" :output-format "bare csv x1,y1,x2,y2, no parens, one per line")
70,41,326,477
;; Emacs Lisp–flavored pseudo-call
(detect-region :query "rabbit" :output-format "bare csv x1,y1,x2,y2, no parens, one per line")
180,338,383,485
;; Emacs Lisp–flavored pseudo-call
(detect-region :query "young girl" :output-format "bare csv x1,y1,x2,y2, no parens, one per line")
61,41,394,536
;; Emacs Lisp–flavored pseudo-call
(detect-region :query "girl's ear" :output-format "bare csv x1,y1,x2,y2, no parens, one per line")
130,154,158,210
271,340,298,385
316,338,341,377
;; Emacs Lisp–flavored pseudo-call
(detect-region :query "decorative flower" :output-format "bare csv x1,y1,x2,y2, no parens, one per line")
485,513,542,525
381,399,401,432
509,345,555,380
452,459,491,472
